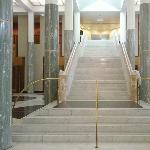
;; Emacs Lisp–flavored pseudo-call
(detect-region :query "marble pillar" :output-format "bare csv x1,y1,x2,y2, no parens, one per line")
0,0,12,149
27,12,34,93
126,0,136,69
120,11,127,43
74,11,80,43
140,3,150,103
27,42,34,93
44,0,59,105
126,29,136,69
64,30,74,66
64,0,74,66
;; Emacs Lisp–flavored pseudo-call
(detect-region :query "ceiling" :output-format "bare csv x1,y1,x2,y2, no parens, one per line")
13,0,140,26
13,0,65,6
81,11,120,24
77,0,124,11
13,0,121,24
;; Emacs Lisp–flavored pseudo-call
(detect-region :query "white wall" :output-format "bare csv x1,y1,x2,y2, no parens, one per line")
120,11,126,43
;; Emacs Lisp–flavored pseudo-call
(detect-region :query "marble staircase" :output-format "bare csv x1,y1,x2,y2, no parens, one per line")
13,108,150,142
68,40,130,101
12,40,150,143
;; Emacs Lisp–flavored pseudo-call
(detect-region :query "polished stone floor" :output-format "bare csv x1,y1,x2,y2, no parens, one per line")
55,101,142,108
12,94,44,119
12,105,44,119
12,96,36,102
10,143,150,150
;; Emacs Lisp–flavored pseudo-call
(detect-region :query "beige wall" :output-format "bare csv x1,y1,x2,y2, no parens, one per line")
18,15,28,89
34,16,45,91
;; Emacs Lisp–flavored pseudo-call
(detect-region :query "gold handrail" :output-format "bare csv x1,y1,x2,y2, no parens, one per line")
141,77,150,80
13,78,60,108
95,80,99,148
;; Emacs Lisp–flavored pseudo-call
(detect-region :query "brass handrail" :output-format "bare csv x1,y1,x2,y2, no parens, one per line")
95,80,99,148
141,77,150,80
13,77,60,108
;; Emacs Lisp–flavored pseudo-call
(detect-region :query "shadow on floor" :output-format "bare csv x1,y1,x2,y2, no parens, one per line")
12,96,44,119
12,105,44,119
54,101,142,108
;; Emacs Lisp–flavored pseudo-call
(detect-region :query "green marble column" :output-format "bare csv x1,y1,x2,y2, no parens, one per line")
126,0,136,69
27,12,35,93
126,29,135,69
0,0,12,149
27,42,34,93
44,0,59,104
140,3,150,103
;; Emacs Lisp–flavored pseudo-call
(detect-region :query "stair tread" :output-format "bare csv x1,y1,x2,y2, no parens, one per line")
22,116,150,119
13,123,150,126
13,132,150,136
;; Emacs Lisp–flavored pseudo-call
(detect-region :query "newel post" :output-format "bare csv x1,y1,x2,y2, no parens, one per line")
58,70,67,103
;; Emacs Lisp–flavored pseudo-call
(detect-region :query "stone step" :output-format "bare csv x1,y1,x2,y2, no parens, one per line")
68,91,129,100
84,49,117,52
36,109,150,117
82,53,120,57
22,116,150,124
77,62,122,68
13,124,150,133
12,133,150,143
75,68,124,74
72,80,127,84
86,42,114,46
74,74,125,80
70,82,128,91
78,57,121,63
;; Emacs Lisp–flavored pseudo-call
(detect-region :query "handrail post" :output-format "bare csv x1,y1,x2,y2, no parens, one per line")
95,80,99,149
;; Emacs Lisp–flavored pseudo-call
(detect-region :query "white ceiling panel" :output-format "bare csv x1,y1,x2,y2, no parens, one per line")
13,0,65,6
81,11,120,24
77,0,124,11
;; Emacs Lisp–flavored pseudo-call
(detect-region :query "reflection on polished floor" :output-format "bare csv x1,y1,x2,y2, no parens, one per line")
54,101,142,108
12,94,44,119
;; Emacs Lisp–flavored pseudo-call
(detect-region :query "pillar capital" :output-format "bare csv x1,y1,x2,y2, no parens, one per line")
45,0,58,5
